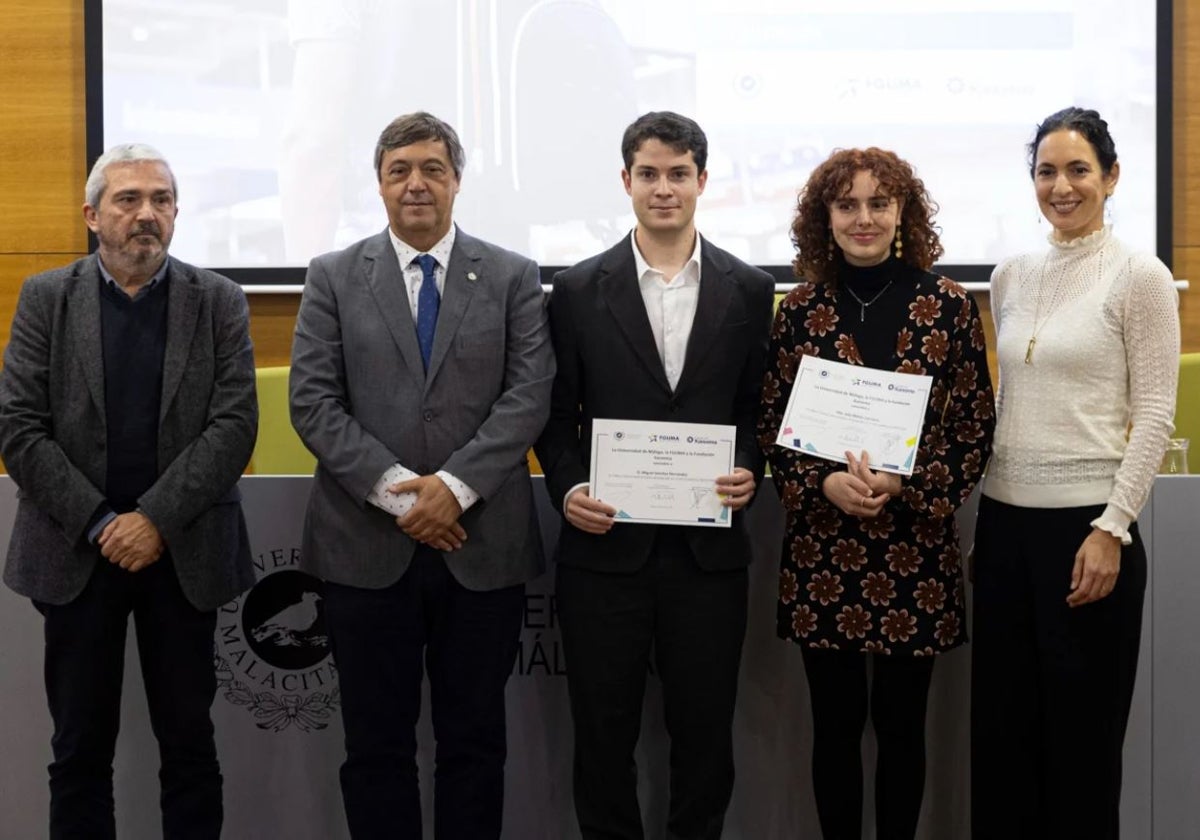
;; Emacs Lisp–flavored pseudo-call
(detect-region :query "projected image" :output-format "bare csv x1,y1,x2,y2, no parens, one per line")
100,0,1159,270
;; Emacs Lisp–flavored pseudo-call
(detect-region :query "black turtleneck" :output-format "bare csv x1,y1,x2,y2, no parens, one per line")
834,256,923,369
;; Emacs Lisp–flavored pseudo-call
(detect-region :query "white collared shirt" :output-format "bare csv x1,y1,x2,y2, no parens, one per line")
388,225,456,323
632,230,703,390
369,224,479,522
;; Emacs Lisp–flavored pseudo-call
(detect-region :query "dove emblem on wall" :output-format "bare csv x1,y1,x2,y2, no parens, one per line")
251,592,327,648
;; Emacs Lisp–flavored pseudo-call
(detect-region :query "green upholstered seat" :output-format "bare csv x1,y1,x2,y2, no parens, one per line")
248,366,316,475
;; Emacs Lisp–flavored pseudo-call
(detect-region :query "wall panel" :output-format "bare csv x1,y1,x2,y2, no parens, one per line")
247,295,301,368
0,1,87,255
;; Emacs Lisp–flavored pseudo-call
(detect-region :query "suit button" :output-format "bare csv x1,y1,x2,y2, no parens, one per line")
423,411,433,422
669,401,679,413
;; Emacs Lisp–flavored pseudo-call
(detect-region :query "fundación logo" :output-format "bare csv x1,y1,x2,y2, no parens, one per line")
215,547,339,732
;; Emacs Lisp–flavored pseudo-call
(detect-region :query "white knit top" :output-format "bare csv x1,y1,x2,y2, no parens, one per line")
983,226,1180,543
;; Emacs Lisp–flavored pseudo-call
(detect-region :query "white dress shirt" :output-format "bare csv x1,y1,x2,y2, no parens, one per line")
367,226,480,519
632,230,703,391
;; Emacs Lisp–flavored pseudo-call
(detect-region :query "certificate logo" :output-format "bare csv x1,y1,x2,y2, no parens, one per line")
614,431,625,440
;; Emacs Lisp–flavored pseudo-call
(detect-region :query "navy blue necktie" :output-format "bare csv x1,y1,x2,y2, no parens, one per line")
413,254,440,371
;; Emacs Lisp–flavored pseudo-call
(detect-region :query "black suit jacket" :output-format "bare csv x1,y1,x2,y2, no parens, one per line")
536,233,774,573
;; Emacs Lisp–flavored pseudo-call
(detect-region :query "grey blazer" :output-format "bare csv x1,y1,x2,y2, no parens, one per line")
0,255,259,611
289,227,554,591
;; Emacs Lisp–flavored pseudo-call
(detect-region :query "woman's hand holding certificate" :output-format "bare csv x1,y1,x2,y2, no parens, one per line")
822,450,903,517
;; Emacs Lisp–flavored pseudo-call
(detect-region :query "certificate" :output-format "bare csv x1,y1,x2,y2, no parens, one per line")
775,356,932,476
590,419,736,527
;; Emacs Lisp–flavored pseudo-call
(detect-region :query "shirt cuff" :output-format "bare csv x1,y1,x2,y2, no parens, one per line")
367,465,480,517
435,470,479,513
563,482,590,516
1090,504,1134,546
367,463,419,517
87,508,117,545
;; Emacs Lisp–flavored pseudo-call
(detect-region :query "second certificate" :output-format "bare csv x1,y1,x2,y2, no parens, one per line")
590,418,736,528
774,355,932,475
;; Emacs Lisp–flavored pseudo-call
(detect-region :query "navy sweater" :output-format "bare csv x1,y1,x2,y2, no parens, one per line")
100,277,168,512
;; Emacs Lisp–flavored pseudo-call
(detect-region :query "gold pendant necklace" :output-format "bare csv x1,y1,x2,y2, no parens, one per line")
1025,259,1062,365
1024,245,1102,365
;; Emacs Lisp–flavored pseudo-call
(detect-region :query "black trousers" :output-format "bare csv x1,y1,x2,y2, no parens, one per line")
34,553,222,840
556,528,748,840
971,497,1146,840
323,545,525,840
800,647,936,840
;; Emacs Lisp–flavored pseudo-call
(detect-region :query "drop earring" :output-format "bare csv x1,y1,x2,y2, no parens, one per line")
893,229,903,259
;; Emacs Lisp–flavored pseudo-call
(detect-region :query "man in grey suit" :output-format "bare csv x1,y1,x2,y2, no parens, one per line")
0,144,258,839
289,111,554,839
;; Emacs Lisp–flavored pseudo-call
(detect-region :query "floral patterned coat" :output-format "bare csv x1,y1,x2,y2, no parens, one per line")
758,270,995,655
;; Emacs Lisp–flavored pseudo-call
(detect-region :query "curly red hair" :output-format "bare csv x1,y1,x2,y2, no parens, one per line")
791,147,943,285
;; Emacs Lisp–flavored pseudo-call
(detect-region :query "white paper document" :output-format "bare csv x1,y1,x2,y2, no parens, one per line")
589,419,737,527
774,356,933,476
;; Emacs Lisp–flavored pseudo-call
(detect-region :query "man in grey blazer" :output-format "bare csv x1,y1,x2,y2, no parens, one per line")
0,144,258,839
289,112,554,839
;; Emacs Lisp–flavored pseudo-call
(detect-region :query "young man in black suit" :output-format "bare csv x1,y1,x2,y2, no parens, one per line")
536,111,775,840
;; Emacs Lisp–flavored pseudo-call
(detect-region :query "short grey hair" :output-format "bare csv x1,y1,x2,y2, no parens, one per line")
84,143,177,208
373,112,465,181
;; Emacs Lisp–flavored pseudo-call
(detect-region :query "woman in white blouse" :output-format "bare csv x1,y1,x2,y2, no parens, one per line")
971,107,1180,840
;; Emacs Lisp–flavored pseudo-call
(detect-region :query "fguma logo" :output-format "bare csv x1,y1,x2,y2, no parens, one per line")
215,547,339,732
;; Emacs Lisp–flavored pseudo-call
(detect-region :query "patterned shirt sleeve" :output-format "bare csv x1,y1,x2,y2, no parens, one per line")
368,465,480,516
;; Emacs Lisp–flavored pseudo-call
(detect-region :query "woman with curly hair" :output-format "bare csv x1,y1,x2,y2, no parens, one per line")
971,108,1179,840
758,147,995,840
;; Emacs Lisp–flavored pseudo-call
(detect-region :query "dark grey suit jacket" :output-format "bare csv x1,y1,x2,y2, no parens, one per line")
289,227,554,591
535,234,775,573
0,255,259,611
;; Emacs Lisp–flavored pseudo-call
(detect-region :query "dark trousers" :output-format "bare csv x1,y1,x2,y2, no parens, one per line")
800,648,936,840
556,528,748,840
971,497,1146,840
34,554,222,840
323,545,525,840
